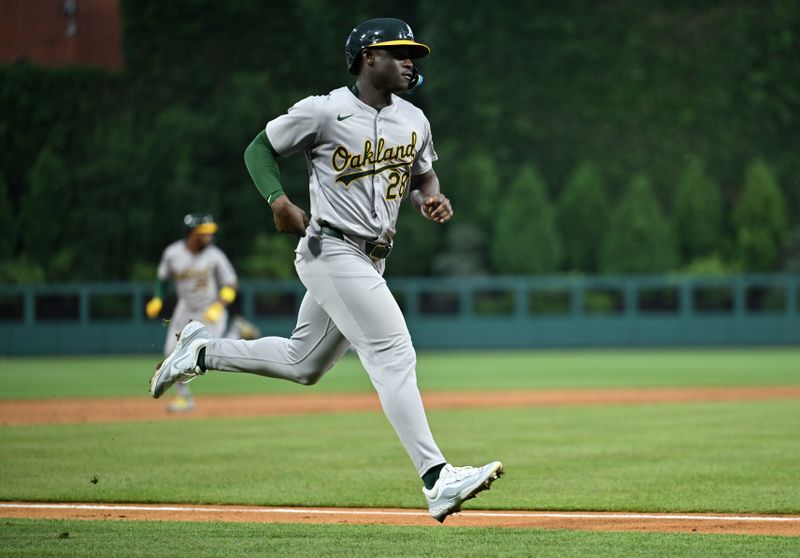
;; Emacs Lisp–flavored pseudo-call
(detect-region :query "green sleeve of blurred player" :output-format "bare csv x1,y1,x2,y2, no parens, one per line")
153,278,168,300
146,279,169,319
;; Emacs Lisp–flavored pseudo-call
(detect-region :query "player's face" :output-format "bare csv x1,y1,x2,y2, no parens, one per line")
196,232,214,248
188,231,214,250
367,47,414,92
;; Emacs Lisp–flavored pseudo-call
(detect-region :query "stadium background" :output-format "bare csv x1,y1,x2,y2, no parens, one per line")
1,1,799,556
1,0,799,353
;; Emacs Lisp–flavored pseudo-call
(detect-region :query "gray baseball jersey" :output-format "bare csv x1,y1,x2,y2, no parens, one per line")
204,87,447,476
158,240,237,356
157,240,237,313
266,86,438,243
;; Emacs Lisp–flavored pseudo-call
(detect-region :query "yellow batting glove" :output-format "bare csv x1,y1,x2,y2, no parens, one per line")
219,285,237,304
204,301,224,324
146,297,163,319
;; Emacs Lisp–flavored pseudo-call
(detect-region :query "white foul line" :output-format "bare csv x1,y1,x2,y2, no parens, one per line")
1,503,799,523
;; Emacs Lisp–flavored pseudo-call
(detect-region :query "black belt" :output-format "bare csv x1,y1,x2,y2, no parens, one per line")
319,224,393,259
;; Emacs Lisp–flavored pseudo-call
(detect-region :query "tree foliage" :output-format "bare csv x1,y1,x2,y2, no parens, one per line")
238,233,297,279
732,159,787,271
1,1,798,280
491,165,562,274
600,174,678,274
446,152,501,233
673,158,723,263
431,223,489,276
556,162,609,272
0,170,13,260
387,204,444,277
19,148,72,278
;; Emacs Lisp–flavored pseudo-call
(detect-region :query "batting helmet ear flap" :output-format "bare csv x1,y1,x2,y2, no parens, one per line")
406,66,424,93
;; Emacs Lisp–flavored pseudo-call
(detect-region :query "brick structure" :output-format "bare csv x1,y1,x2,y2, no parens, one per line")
0,0,123,69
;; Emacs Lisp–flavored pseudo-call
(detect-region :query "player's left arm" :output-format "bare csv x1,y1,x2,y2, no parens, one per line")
410,169,452,224
204,283,237,323
204,251,239,323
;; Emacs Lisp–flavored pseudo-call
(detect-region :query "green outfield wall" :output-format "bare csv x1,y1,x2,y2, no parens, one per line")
1,274,798,355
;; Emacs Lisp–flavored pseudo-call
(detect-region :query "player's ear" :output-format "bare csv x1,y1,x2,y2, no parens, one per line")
362,49,375,69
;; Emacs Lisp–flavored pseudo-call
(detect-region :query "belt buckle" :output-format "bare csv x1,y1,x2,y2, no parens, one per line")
367,242,392,259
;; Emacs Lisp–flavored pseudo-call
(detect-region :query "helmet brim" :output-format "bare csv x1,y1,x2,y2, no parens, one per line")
367,40,430,59
194,223,218,234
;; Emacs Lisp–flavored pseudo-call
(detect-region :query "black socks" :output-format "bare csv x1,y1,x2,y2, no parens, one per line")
422,463,446,490
197,347,207,372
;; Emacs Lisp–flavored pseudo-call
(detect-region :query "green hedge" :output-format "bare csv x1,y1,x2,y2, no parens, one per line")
1,0,798,281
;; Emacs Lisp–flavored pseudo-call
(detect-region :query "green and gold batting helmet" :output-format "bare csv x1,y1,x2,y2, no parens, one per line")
183,213,217,235
345,17,430,80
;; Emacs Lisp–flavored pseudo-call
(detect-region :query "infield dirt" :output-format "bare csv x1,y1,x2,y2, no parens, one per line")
2,502,800,536
2,385,800,426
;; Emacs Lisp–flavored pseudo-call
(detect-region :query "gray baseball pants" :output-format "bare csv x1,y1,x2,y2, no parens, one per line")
164,302,228,356
204,232,446,476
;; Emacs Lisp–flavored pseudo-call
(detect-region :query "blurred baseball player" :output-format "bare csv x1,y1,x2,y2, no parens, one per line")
146,213,259,412
150,19,502,521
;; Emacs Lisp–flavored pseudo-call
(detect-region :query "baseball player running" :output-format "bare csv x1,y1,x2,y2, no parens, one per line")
146,213,259,412
150,18,503,522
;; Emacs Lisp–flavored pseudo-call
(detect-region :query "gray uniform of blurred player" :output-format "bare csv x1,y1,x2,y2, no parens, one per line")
158,239,237,353
147,214,239,411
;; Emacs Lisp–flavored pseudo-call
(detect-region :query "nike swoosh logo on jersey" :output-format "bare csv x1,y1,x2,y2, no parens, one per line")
337,114,353,121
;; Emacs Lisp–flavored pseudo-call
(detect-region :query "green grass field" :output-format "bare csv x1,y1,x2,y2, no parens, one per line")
2,402,799,512
1,347,799,399
2,348,799,557
2,519,799,558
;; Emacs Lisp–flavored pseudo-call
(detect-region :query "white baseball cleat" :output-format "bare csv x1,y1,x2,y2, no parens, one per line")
150,321,209,399
423,461,504,523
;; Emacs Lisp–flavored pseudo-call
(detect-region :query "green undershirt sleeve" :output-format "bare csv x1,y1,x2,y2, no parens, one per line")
244,130,285,205
153,278,168,299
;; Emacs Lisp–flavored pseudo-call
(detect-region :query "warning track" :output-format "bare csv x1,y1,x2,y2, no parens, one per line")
1,502,799,536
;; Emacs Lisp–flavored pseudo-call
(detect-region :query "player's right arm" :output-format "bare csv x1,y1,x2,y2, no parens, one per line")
244,132,309,237
145,279,168,319
245,97,321,237
146,248,172,319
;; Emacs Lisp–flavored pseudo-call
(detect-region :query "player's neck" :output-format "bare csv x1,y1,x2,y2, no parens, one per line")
353,81,392,111
185,238,203,254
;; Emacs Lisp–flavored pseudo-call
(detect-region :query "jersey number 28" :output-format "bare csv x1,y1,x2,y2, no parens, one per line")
385,170,410,200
